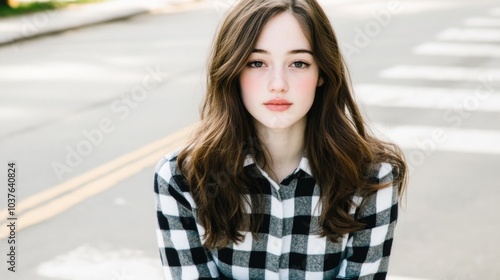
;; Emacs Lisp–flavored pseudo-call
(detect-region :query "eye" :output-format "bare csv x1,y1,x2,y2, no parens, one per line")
247,61,265,68
291,61,310,68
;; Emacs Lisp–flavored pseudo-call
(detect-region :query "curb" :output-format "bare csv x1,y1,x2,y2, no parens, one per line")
0,10,149,47
0,0,205,47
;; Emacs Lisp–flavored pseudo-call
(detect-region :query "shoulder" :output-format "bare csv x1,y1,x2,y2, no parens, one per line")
366,162,395,185
155,147,182,179
353,162,399,220
154,147,192,199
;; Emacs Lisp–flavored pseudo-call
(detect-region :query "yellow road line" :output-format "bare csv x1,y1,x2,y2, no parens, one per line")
0,123,197,223
0,124,197,239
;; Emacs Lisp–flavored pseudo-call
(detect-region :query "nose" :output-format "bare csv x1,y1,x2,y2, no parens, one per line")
268,67,288,93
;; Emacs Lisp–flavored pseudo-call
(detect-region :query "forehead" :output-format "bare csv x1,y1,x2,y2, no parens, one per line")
253,12,312,51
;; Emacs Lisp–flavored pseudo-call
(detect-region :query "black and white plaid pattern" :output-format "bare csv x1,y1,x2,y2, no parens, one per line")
154,148,398,280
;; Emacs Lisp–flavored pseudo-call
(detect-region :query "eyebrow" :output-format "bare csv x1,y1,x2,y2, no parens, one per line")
252,48,314,55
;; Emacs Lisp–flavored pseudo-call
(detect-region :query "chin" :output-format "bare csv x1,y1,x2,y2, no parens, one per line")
260,117,297,130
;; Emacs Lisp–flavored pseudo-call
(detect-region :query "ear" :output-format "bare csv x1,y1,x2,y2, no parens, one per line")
317,76,324,87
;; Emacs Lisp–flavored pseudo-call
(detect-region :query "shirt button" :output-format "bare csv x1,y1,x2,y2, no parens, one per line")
274,240,280,247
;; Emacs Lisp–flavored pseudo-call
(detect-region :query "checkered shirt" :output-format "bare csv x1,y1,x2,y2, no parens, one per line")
154,148,399,280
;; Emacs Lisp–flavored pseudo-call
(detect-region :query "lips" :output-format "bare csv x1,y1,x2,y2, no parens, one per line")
263,99,292,112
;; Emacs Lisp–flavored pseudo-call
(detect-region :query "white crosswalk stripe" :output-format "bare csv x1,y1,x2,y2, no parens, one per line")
379,65,500,82
490,7,500,16
464,17,500,27
364,5,500,280
413,42,500,57
36,245,163,280
436,28,500,42
371,6,500,161
354,84,500,112
374,124,500,155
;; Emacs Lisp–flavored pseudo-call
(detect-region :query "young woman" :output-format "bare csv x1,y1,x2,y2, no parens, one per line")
154,0,407,279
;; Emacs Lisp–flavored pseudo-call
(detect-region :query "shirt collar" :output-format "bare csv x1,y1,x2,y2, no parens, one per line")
243,154,313,177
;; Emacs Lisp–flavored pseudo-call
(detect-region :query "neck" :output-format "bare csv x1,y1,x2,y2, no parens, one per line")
254,117,306,182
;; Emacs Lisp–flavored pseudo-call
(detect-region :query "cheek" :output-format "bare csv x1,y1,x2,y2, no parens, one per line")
240,72,262,102
293,75,318,100
239,73,262,111
240,73,254,110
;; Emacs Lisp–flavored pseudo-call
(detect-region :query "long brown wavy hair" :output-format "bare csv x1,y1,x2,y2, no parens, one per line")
177,0,407,249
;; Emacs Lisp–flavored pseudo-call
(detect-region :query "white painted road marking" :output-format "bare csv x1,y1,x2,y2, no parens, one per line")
414,42,500,57
37,245,163,280
464,17,500,27
354,84,500,112
490,7,500,16
2,107,500,239
379,65,500,82
375,124,500,155
436,28,500,42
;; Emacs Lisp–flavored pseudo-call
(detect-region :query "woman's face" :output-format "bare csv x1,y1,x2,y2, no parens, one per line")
239,12,323,130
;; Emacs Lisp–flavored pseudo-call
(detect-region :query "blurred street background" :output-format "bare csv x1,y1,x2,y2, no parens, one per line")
0,0,499,279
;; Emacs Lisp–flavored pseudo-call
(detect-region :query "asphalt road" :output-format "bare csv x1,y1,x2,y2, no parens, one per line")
0,0,499,279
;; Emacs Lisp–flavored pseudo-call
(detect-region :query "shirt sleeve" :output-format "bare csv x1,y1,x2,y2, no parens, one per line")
336,163,399,280
154,155,219,280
